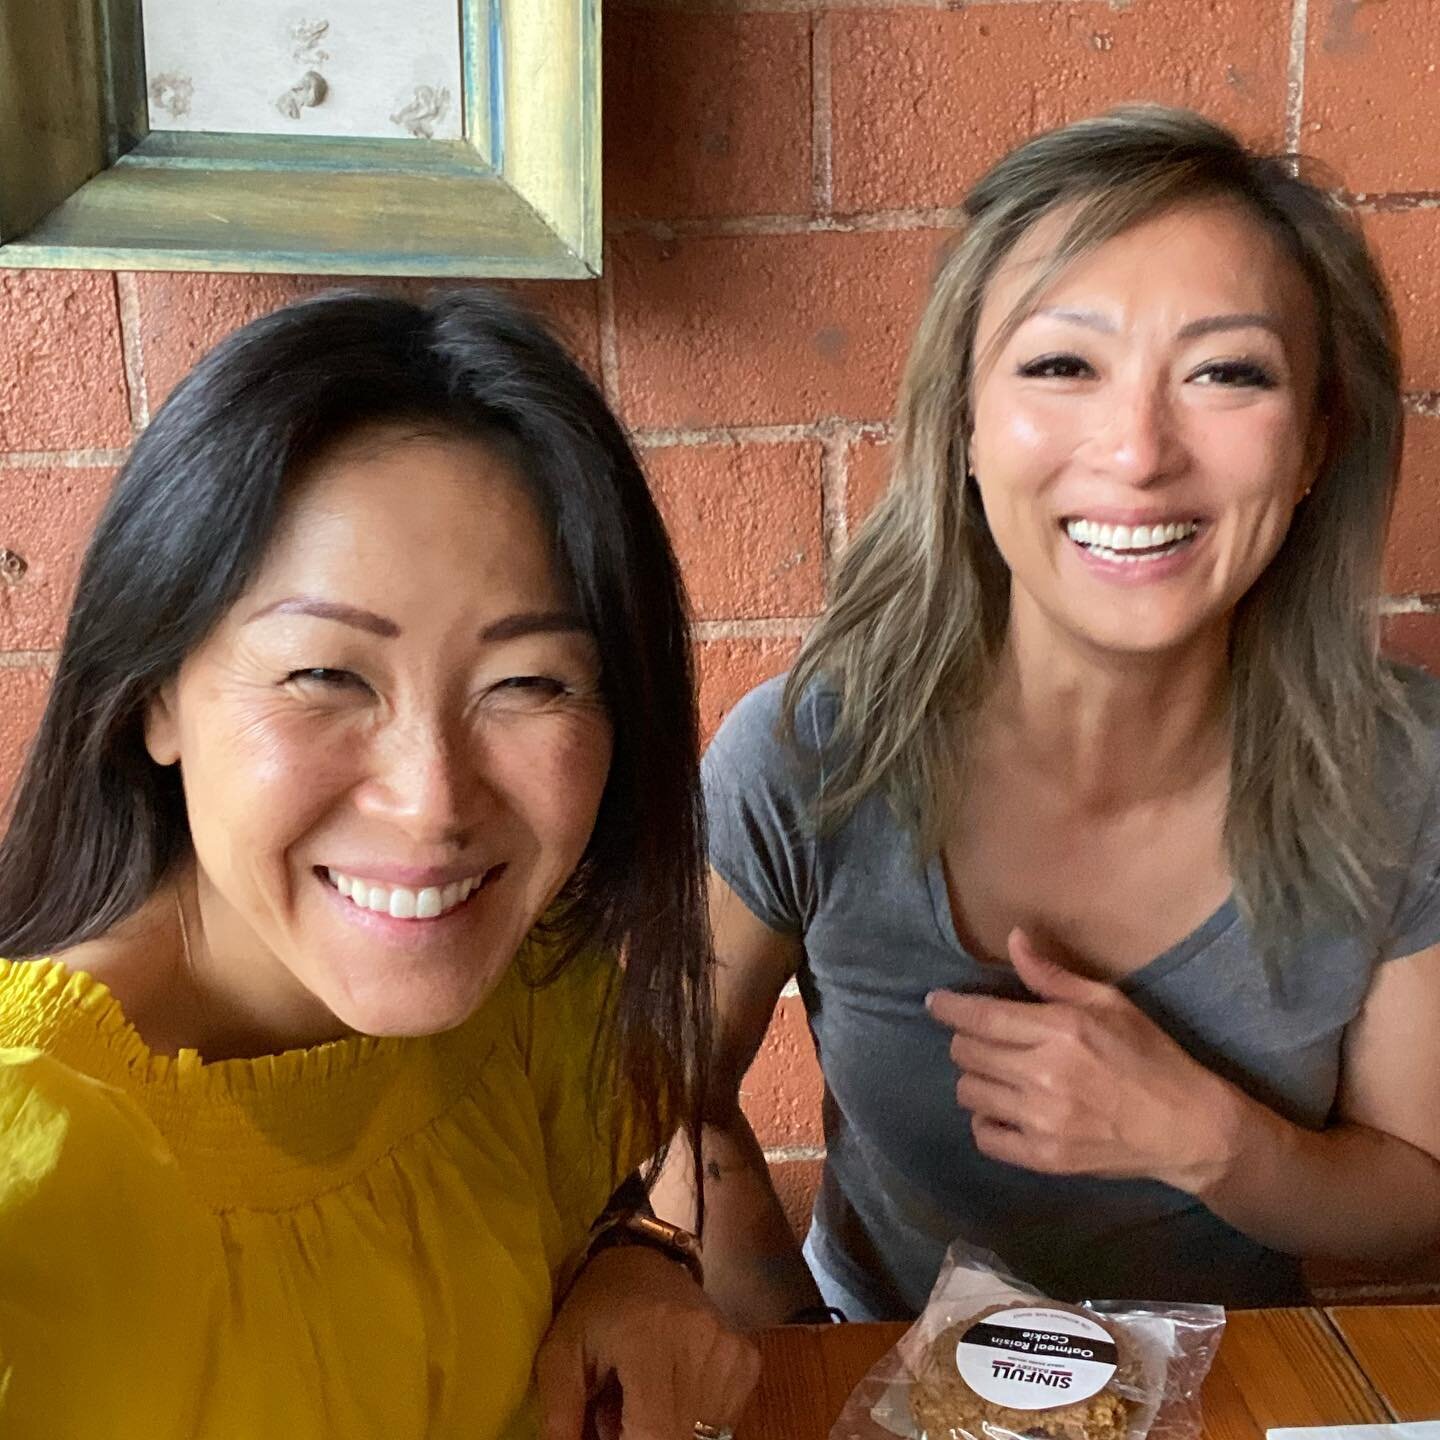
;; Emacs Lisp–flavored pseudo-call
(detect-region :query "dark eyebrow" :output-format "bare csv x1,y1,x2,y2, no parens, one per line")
479,610,589,643
245,599,588,644
1175,312,1284,341
246,597,400,637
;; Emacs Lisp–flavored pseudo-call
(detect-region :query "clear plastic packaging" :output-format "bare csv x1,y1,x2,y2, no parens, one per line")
828,1243,1225,1440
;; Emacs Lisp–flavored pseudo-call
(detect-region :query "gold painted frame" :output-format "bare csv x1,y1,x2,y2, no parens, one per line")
0,0,600,277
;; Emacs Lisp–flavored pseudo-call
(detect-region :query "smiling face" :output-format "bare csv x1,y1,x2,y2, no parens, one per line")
967,199,1324,662
144,425,612,1042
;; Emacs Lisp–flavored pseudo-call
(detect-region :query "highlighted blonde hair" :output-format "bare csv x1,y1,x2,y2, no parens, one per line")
787,105,1418,954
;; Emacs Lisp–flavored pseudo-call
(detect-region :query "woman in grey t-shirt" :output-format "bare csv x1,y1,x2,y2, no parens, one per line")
656,107,1440,1319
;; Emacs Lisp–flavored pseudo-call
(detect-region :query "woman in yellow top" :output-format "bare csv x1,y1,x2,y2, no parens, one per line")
0,290,759,1439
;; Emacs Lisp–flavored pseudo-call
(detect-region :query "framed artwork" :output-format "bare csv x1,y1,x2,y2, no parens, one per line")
0,0,600,277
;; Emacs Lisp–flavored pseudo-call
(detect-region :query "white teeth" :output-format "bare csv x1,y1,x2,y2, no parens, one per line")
324,869,488,921
1064,517,1199,554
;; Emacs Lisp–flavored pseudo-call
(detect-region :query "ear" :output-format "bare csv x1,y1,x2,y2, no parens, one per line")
143,682,181,767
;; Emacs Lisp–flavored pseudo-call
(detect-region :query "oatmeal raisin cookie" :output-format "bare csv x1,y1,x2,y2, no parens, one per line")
909,1306,1132,1440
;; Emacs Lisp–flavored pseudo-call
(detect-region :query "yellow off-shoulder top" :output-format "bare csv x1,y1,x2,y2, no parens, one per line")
0,944,635,1439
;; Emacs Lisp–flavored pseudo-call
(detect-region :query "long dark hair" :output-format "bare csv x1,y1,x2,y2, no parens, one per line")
0,289,711,1175
792,105,1414,959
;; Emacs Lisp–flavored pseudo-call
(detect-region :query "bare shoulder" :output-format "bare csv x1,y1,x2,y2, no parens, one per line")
54,894,184,1041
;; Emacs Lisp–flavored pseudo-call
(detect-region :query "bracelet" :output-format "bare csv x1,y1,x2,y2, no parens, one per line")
584,1173,704,1287
784,1305,847,1325
586,1210,705,1287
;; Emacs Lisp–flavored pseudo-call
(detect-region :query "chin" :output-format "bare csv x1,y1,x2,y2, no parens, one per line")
1071,605,1226,659
1091,629,1198,657
323,965,507,1040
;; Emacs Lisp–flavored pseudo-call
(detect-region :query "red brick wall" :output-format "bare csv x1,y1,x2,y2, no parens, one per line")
3,0,1440,1295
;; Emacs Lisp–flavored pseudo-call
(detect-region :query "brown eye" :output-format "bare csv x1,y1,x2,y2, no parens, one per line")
1018,354,1093,380
1191,360,1277,389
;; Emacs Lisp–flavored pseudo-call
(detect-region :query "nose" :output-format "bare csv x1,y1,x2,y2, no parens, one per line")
357,714,486,848
1091,372,1185,487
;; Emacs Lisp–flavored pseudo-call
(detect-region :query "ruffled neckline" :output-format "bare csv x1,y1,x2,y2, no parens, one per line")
0,957,519,1211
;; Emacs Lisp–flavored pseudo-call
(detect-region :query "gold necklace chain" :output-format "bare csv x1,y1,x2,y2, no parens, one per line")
174,886,195,974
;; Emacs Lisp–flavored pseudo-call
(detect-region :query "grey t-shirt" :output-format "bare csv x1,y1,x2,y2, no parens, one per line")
704,672,1440,1316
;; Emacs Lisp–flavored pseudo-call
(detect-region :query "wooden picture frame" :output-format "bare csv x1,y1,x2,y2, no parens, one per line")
0,0,600,277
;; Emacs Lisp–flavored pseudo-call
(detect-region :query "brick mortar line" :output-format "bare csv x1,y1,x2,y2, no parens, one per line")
597,243,623,412
1283,0,1309,155
610,199,1439,237
810,12,833,218
0,651,58,669
1343,193,1440,212
761,1146,826,1163
694,616,814,641
1381,595,1440,615
696,602,1440,638
0,449,129,469
634,420,892,447
609,209,964,238
114,273,151,432
820,432,849,592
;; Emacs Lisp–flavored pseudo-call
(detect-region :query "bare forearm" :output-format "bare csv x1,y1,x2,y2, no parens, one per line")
652,1115,822,1328
1186,1082,1440,1263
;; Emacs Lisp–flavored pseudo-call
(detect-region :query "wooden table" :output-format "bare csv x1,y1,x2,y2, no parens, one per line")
1328,1306,1440,1423
739,1307,1440,1440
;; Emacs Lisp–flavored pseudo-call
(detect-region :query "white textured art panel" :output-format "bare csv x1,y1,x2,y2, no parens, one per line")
143,1,465,140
